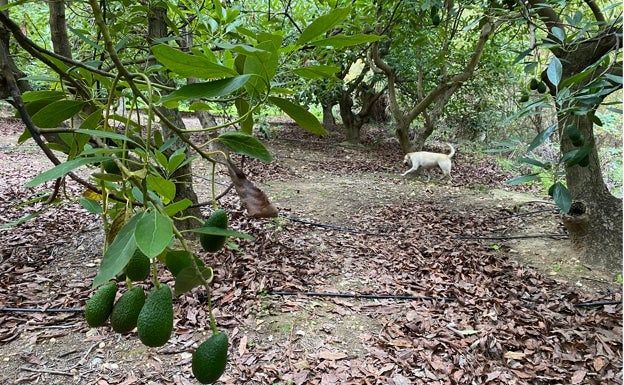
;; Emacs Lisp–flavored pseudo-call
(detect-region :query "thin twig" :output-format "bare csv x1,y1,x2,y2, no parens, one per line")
19,366,73,376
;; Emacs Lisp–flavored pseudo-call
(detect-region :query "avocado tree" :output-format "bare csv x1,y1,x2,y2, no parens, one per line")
0,0,380,382
371,1,505,152
511,0,622,269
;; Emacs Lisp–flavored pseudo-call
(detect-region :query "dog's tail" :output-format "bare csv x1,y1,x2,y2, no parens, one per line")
447,143,455,158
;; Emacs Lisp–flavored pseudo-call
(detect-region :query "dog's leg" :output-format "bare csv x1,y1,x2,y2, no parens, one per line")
401,165,419,177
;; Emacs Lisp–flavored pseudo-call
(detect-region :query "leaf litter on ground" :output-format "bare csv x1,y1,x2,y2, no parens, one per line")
0,120,621,384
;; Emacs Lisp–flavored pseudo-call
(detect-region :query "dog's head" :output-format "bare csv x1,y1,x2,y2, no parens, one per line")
403,154,412,167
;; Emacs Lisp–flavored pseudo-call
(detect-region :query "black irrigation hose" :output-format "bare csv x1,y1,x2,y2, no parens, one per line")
283,215,400,237
285,216,569,241
269,290,457,302
573,300,622,308
454,233,568,240
0,307,84,313
496,208,559,220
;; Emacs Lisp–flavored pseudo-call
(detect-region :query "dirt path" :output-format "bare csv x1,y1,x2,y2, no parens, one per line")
0,118,621,384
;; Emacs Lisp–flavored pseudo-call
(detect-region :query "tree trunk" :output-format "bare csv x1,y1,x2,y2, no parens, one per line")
395,116,413,153
48,0,72,58
339,91,364,143
560,113,622,269
0,0,30,98
321,102,335,129
148,5,203,234
525,0,623,270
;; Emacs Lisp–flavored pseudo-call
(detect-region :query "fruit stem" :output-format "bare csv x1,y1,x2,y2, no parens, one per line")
151,258,161,289
205,283,219,335
165,215,219,335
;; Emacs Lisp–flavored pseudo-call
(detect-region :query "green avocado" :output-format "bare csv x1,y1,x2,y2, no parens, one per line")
125,249,151,281
199,209,228,253
192,332,229,384
110,286,146,334
84,281,117,327
529,78,539,90
137,284,173,347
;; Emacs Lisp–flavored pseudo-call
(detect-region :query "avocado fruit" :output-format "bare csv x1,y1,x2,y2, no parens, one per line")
137,284,174,347
84,281,118,327
110,286,146,334
192,332,229,384
125,249,151,281
199,209,228,253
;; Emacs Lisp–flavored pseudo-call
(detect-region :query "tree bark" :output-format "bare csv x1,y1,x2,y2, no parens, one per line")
525,0,623,269
0,0,30,99
148,4,203,234
560,111,622,269
321,102,335,129
48,0,72,58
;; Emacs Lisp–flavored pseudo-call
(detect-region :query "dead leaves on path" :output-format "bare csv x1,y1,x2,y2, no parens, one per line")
0,124,621,384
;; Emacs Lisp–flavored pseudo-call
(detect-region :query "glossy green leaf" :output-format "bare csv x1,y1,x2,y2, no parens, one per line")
546,57,563,87
75,129,137,144
79,109,103,130
235,98,253,135
146,175,176,203
243,39,280,98
152,44,236,79
135,210,173,258
309,34,383,49
217,131,272,163
92,213,140,288
164,250,202,276
174,266,214,296
297,7,351,45
215,42,269,58
167,148,187,174
519,157,549,169
192,226,255,240
31,100,86,128
551,182,572,213
25,155,109,188
563,145,593,167
527,123,557,153
79,198,103,214
268,97,327,136
159,75,251,105
21,90,66,103
163,198,192,216
551,27,566,43
506,174,541,186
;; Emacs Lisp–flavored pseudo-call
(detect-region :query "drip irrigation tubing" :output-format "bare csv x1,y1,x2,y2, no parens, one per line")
283,215,402,237
573,300,622,308
454,233,568,240
269,290,456,302
0,307,84,313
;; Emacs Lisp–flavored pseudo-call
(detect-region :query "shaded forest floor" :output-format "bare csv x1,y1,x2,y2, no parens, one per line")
0,115,622,385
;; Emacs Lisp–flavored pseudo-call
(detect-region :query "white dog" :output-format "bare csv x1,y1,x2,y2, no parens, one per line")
401,143,455,179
